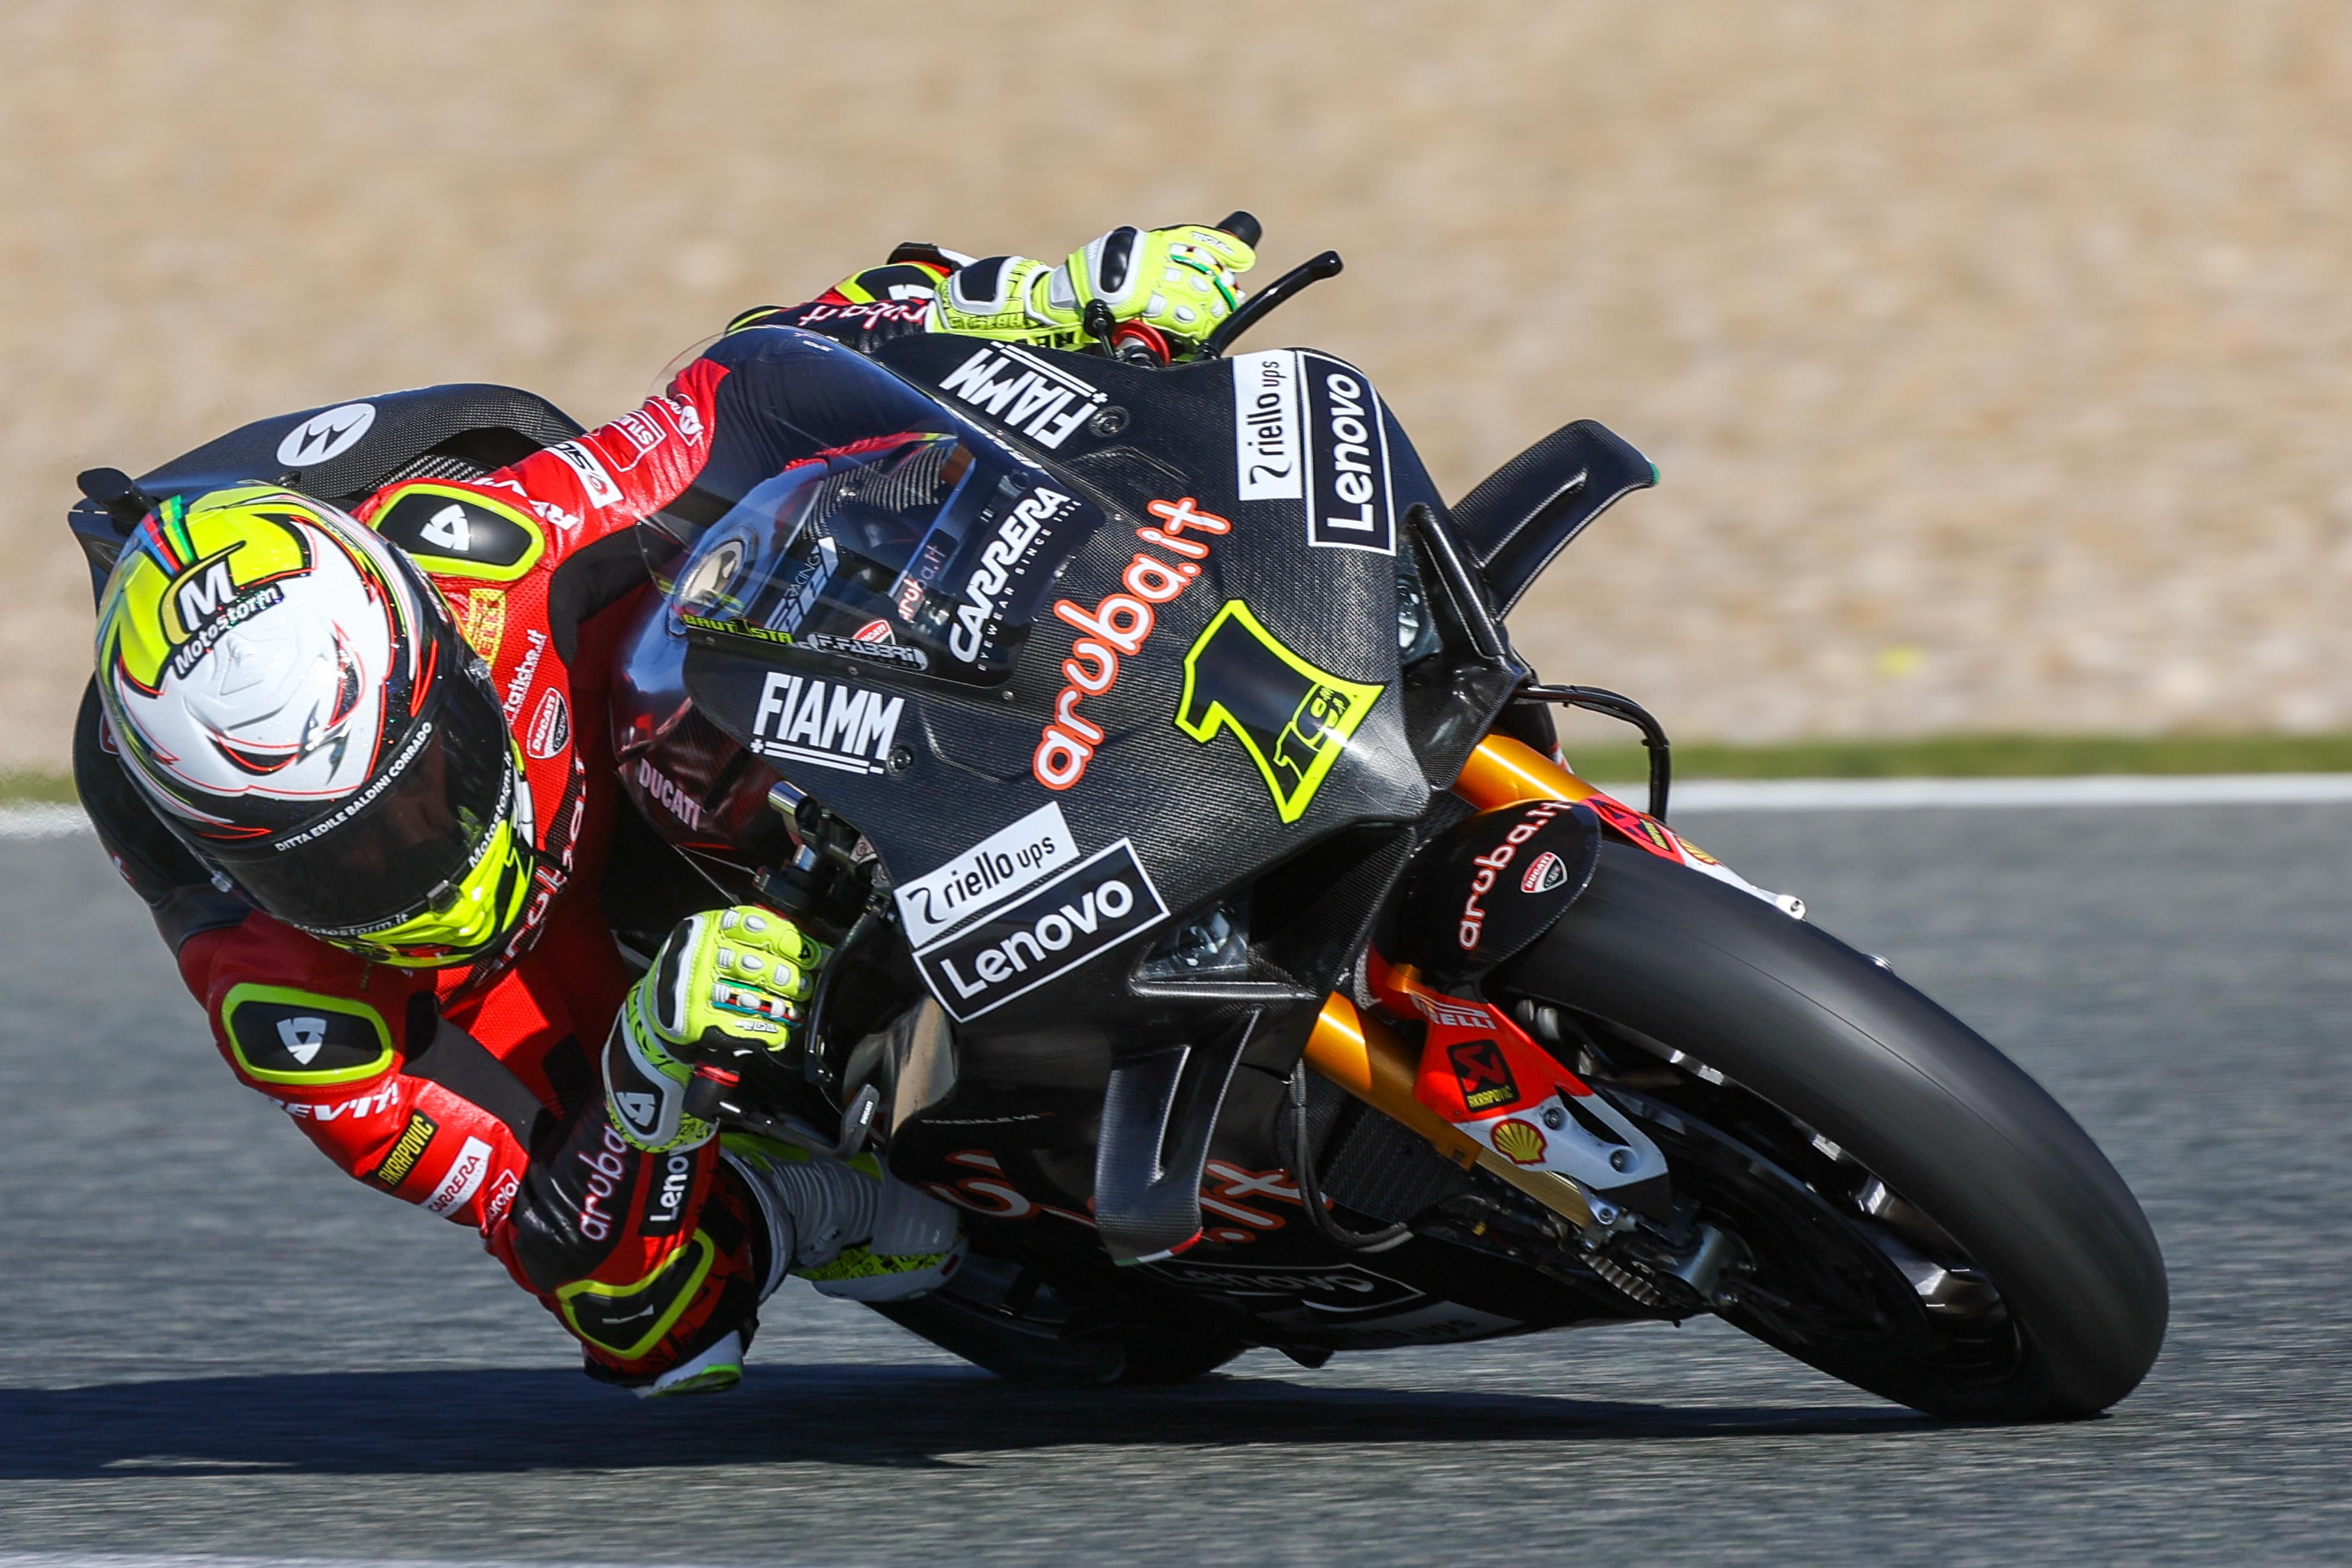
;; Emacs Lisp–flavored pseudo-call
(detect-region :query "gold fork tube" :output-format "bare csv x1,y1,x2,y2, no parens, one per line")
1302,993,1594,1229
1452,732,1604,811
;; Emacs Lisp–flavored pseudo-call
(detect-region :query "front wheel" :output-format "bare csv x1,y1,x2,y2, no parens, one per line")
1494,844,2167,1420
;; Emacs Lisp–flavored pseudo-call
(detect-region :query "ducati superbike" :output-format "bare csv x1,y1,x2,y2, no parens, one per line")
72,216,2167,1419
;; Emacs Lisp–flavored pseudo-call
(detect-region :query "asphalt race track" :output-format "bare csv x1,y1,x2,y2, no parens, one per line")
3,803,2348,1566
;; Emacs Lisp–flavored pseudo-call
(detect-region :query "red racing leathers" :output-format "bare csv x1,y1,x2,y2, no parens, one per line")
77,255,956,1382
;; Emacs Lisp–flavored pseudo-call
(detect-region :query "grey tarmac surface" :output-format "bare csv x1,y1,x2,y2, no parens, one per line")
2,805,2347,1566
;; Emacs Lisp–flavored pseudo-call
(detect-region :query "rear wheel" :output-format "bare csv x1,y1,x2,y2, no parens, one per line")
1494,844,2167,1420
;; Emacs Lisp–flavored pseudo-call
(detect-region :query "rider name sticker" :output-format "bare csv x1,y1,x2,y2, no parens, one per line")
895,802,1079,947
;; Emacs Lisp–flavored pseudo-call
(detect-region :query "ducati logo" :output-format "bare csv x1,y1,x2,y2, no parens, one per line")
1522,852,1568,895
276,1016,329,1066
275,403,377,468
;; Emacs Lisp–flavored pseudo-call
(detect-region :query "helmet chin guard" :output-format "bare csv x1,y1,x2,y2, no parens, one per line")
96,485,530,959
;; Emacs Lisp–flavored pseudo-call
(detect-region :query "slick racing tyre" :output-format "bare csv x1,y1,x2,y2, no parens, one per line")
1494,844,2168,1420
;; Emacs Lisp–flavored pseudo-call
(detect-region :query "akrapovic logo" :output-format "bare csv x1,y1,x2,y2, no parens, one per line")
1230,351,1303,499
749,672,905,776
915,839,1169,1021
937,345,1105,450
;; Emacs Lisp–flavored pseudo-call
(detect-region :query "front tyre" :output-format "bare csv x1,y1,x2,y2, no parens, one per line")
1495,844,2167,1420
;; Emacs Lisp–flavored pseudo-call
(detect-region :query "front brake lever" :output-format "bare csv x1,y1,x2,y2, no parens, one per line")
1200,249,1344,359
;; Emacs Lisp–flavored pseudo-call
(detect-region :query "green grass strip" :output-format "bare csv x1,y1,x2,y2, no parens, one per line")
13,731,2352,807
1569,732,2352,782
0,771,80,805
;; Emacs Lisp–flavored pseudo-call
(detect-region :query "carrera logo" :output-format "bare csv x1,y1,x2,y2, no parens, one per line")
1522,851,1568,894
894,801,1079,948
1447,1037,1522,1112
915,840,1169,1021
423,1136,493,1216
275,403,377,468
634,757,703,831
526,688,570,760
948,486,1072,664
1231,350,1303,499
1303,359,1394,554
1460,800,1579,951
936,344,1106,450
1034,497,1228,791
749,672,905,776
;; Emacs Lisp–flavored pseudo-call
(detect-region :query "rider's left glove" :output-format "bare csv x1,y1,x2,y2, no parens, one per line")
930,224,1256,355
604,906,830,1153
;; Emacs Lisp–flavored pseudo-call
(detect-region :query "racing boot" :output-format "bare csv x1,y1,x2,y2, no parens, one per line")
724,1134,967,1303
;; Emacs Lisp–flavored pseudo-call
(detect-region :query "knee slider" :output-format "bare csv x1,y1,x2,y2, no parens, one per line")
556,1230,718,1362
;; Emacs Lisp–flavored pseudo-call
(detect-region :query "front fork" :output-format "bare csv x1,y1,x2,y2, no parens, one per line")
1299,734,1773,1277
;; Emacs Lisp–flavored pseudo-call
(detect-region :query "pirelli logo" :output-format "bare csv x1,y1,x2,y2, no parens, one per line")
371,1111,439,1190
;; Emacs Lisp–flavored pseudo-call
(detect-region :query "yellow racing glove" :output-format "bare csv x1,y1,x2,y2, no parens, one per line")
929,224,1256,355
604,906,830,1153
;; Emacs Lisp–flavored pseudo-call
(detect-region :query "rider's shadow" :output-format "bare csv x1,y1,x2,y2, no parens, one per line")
0,1364,1924,1478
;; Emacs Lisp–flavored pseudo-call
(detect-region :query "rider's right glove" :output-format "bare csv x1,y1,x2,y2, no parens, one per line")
929,223,1256,355
604,906,830,1153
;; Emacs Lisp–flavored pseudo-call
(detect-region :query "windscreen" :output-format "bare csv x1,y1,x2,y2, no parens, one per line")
641,331,1101,686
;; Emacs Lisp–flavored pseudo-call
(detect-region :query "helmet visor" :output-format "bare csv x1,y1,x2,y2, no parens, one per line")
197,655,519,938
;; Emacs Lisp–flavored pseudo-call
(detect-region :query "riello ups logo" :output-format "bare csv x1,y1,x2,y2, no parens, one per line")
1228,349,1395,556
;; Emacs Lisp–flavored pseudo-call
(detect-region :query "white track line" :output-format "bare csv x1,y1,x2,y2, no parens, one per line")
0,804,90,838
8,774,2352,842
0,1558,712,1568
1605,773,2352,811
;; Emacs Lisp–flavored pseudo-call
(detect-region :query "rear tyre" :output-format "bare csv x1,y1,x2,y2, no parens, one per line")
1495,844,2167,1420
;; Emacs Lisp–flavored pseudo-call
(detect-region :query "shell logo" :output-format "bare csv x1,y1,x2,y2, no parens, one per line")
1492,1118,1547,1165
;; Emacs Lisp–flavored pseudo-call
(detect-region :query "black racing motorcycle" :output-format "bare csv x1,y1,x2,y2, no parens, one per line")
72,217,2165,1419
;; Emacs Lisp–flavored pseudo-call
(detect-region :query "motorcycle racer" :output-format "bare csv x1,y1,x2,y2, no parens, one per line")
74,224,1257,1395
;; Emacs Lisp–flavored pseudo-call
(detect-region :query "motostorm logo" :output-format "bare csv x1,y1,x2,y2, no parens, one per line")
1459,800,1579,951
913,839,1169,1021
